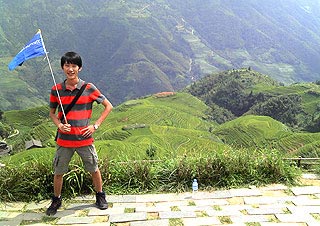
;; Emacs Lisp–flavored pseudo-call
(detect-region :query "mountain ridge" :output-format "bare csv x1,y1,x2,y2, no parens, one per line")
1,0,320,110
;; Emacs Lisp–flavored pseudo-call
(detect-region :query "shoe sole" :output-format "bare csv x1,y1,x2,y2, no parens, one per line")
95,203,108,210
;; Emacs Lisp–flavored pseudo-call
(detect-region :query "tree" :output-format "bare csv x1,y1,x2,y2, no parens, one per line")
205,104,235,124
250,94,303,126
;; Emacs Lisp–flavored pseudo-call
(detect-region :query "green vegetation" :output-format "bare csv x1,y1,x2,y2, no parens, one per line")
2,1,320,110
0,91,303,202
0,147,299,202
186,68,320,132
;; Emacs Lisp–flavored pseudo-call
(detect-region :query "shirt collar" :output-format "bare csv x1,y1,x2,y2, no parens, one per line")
62,78,85,91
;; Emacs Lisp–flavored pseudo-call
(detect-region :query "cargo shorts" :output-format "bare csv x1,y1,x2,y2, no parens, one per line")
53,144,99,175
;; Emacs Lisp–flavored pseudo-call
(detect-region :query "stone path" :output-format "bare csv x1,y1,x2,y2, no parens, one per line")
1,176,320,225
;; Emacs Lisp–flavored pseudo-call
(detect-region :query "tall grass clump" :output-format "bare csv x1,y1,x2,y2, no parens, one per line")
152,148,300,191
0,159,53,202
0,156,94,202
0,148,300,201
102,149,300,194
101,156,159,194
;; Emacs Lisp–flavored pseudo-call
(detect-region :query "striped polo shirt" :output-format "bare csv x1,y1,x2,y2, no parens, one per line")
50,79,106,147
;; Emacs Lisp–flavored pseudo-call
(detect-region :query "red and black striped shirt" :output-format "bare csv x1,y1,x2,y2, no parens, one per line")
50,79,106,147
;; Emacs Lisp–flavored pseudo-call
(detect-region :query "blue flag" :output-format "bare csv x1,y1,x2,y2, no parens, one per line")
8,30,46,71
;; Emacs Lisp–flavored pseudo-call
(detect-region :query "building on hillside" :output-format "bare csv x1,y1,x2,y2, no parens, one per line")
0,141,11,156
25,139,42,150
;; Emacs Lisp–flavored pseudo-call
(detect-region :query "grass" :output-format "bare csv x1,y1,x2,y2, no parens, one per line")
0,92,309,202
0,147,300,202
169,219,183,226
213,115,291,149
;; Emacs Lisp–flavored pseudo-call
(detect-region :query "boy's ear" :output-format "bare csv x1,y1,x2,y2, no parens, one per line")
79,67,82,71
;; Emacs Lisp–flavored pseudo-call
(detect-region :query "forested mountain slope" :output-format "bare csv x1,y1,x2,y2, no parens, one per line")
186,68,320,132
1,0,320,110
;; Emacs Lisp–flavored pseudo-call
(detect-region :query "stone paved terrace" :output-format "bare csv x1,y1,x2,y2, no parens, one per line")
1,174,320,225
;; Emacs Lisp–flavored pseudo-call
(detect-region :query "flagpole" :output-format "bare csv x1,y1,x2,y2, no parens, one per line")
38,29,67,124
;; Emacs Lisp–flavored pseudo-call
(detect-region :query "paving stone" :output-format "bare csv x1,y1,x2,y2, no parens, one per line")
194,198,229,206
73,195,95,201
106,195,137,203
260,223,306,226
195,190,233,199
130,219,169,226
112,202,144,208
60,223,110,226
275,213,316,223
88,207,124,216
66,203,95,210
56,216,96,225
246,206,286,215
220,204,255,211
260,184,288,191
52,209,77,218
154,200,189,209
292,197,320,206
135,205,171,212
287,205,320,214
302,173,320,180
291,186,320,196
159,211,196,219
25,200,50,211
0,220,22,226
183,216,221,225
135,193,181,203
229,214,269,223
24,224,55,226
0,212,20,219
306,221,320,226
109,212,147,223
243,196,294,205
261,190,290,198
206,208,243,217
3,184,320,225
184,191,233,200
179,205,213,212
15,212,44,221
0,203,26,211
229,188,262,197
0,212,7,218
225,224,247,226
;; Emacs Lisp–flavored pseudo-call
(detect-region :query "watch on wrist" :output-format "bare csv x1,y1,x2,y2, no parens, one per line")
93,124,99,130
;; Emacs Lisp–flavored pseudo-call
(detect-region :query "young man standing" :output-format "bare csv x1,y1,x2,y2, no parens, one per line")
46,51,113,216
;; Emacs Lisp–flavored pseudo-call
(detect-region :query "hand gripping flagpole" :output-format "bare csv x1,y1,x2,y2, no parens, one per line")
38,30,68,124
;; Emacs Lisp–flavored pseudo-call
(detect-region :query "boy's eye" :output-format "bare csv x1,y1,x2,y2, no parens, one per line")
64,64,77,68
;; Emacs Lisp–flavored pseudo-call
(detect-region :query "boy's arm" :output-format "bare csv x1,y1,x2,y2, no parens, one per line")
49,108,71,132
81,98,113,137
94,98,113,128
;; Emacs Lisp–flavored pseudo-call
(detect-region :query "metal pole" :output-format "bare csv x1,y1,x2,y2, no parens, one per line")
38,30,67,123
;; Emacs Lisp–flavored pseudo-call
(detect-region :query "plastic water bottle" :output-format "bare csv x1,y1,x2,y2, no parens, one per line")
192,179,198,196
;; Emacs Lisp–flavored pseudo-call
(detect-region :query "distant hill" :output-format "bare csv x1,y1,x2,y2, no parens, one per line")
2,92,225,156
1,0,320,110
2,90,320,160
186,68,320,132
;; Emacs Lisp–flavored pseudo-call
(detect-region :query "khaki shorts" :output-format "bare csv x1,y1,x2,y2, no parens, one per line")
53,144,98,175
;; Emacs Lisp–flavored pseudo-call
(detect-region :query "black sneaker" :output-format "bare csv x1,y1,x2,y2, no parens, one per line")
46,196,62,216
96,191,108,210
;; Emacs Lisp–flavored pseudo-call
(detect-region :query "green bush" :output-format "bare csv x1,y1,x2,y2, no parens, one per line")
0,148,300,202
0,159,53,201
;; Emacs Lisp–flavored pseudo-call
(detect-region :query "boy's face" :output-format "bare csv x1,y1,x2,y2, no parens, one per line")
62,63,82,80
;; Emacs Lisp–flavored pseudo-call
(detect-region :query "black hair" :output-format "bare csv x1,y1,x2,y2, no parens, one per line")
60,52,82,68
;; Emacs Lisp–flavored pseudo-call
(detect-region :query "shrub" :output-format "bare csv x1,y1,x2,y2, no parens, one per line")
0,148,300,202
0,159,53,201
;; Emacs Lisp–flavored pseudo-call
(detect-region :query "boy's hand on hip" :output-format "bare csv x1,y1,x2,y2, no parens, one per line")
81,125,95,138
58,123,71,132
